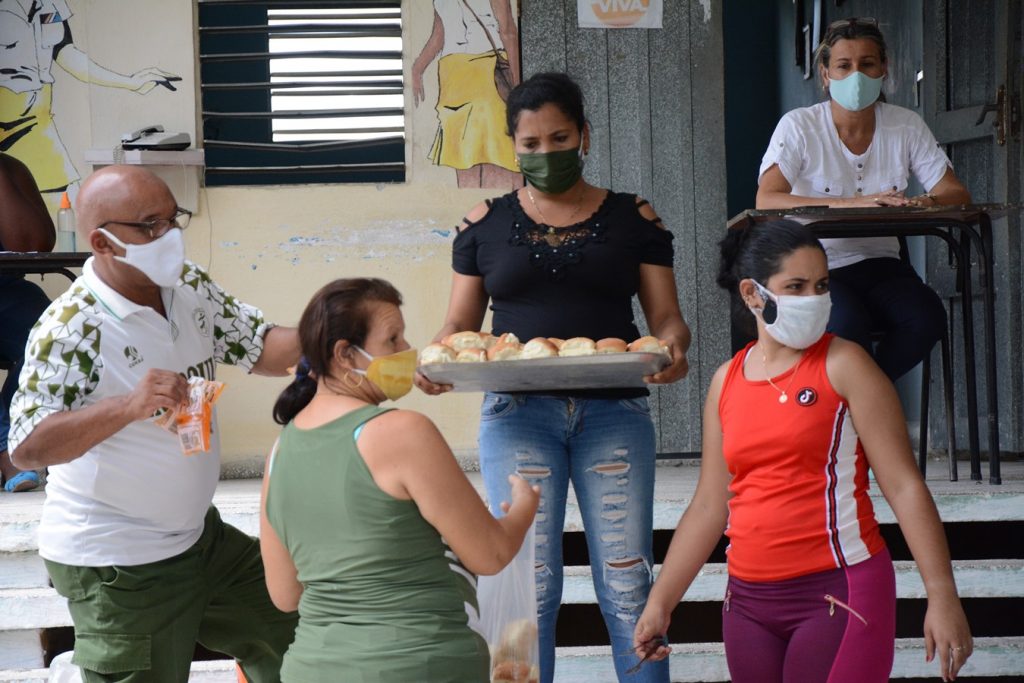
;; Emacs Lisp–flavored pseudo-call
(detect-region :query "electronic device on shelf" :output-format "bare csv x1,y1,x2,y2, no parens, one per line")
120,125,191,151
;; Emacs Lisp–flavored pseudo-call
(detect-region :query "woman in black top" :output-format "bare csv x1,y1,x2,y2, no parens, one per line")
417,73,689,683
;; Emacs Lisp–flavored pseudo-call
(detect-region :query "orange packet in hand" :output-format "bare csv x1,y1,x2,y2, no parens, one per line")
173,377,225,455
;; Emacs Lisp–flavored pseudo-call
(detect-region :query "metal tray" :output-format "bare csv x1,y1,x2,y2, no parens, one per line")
418,352,670,392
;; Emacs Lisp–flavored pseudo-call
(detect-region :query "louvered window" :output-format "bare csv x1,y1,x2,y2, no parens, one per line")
198,0,404,185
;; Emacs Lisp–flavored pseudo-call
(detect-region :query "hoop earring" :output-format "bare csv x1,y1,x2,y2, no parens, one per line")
342,371,365,390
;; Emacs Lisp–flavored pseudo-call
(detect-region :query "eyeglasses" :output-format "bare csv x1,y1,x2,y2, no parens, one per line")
826,17,879,32
98,207,192,239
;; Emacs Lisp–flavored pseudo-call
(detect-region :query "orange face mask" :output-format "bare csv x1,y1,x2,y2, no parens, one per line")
353,347,417,401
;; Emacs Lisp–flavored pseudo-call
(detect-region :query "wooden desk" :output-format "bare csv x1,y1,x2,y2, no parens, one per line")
728,204,1021,485
0,252,88,283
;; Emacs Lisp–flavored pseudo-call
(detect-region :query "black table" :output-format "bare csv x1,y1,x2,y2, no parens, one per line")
0,252,88,283
728,204,1020,485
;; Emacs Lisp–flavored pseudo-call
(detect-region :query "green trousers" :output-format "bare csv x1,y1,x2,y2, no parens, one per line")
45,507,298,683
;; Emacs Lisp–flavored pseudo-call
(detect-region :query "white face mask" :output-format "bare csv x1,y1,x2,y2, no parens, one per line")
99,227,186,287
750,280,832,350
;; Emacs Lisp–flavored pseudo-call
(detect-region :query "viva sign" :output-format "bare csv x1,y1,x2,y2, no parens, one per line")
578,0,663,29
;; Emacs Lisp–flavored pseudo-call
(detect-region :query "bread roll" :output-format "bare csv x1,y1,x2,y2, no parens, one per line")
495,619,537,662
480,332,498,350
595,337,628,354
444,331,487,351
419,343,456,365
455,348,487,363
628,335,665,354
520,337,559,359
487,333,522,361
491,661,531,683
559,337,597,357
547,337,565,350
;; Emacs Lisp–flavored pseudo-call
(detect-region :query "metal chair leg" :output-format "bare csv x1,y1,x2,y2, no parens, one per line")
941,323,958,481
919,345,930,476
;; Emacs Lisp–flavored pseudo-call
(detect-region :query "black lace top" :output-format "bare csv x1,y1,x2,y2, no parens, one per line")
451,190,673,397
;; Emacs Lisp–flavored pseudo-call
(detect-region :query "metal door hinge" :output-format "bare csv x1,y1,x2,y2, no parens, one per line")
974,85,1014,145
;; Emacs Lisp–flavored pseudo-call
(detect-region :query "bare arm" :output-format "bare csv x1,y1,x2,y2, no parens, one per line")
637,263,690,384
251,326,301,377
415,202,492,395
635,201,690,384
828,338,972,680
755,164,909,209
435,201,494,340
360,410,538,575
10,369,187,469
260,444,302,612
0,154,55,252
54,37,179,94
413,273,489,395
411,10,445,106
435,273,489,342
492,0,521,84
633,363,732,659
913,167,972,207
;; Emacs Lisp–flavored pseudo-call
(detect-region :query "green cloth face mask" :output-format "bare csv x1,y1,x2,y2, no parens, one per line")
517,147,584,194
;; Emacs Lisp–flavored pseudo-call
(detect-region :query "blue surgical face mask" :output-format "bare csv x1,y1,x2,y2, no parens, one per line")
829,71,884,112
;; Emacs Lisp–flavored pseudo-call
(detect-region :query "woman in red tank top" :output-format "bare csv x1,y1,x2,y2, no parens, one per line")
632,220,972,682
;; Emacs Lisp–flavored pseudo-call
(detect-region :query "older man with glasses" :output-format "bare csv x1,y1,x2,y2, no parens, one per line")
7,165,299,682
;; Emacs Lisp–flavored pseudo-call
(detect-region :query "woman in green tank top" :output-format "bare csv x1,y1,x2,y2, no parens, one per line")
260,278,539,682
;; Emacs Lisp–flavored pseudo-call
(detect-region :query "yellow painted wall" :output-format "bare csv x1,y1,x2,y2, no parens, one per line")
189,181,493,470
5,1,506,470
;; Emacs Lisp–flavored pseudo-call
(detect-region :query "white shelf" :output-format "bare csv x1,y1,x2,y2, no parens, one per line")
84,149,205,166
83,149,205,212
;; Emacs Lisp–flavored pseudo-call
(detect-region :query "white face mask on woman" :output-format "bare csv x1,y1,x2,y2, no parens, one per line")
750,280,832,350
98,227,186,287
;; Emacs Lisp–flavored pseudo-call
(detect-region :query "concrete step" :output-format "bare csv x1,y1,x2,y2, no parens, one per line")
1,462,1020,679
3,462,1023,554
0,658,241,683
3,637,1021,682
562,559,1024,603
4,559,1018,635
9,550,1022,599
0,553,47,590
553,636,1024,681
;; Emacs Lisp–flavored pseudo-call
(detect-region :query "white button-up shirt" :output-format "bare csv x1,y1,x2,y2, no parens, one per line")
759,101,952,270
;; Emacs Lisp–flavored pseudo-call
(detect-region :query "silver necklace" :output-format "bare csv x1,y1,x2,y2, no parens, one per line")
760,344,802,404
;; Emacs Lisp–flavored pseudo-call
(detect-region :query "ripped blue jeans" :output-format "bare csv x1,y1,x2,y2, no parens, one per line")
479,393,668,683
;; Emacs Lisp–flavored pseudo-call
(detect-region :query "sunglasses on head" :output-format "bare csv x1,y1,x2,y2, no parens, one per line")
826,17,879,32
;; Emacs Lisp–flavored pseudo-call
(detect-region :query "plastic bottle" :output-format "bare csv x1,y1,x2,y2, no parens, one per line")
56,191,76,252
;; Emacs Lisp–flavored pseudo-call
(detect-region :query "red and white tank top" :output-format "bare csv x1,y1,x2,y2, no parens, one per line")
719,333,885,582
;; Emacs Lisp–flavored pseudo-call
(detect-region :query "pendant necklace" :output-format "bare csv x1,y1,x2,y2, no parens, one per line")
526,185,585,245
760,344,802,404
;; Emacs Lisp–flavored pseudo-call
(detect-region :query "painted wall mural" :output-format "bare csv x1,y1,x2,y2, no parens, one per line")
412,0,523,190
0,0,179,211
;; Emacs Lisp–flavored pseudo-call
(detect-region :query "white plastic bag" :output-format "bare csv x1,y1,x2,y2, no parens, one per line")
48,651,82,683
476,522,539,683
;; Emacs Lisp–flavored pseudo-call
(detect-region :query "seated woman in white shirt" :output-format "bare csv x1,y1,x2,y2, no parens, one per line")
756,17,971,381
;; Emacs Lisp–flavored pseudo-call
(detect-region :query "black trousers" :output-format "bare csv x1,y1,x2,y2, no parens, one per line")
827,256,947,381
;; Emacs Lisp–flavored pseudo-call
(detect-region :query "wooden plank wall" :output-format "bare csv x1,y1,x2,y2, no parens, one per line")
520,0,729,455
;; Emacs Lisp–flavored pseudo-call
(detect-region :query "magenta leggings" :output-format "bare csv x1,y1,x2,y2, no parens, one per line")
722,549,896,683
